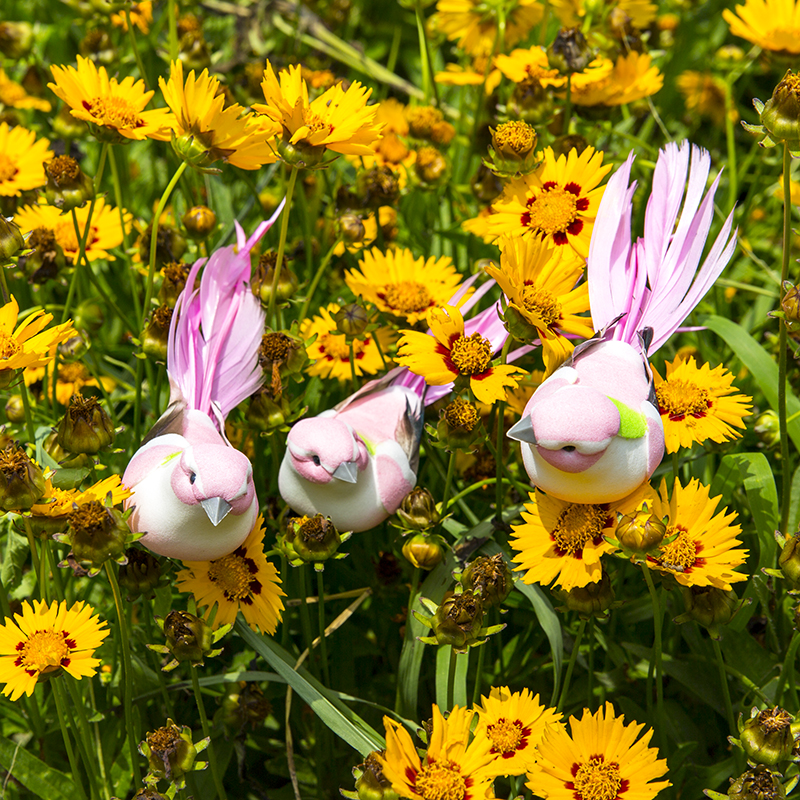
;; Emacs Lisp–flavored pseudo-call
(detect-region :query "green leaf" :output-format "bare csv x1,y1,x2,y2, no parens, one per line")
0,735,79,800
235,620,384,756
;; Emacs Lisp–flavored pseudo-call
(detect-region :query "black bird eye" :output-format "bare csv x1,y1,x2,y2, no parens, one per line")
312,455,321,466
189,472,197,484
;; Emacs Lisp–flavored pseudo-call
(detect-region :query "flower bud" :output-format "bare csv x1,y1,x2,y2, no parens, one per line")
414,146,449,188
286,514,344,564
171,130,225,172
471,163,503,203
73,301,105,336
738,707,795,766
779,532,800,588
276,137,326,169
555,570,615,617
0,443,46,511
138,223,187,267
181,205,216,240
179,30,211,71
79,28,116,65
754,410,780,449
396,487,441,532
159,261,190,307
0,22,33,59
486,121,539,177
726,765,787,800
161,610,217,666
246,389,293,432
334,302,369,339
5,395,24,424
461,553,513,607
129,788,170,800
435,397,483,452
781,281,800,332
44,156,95,211
218,683,272,732
402,531,447,571
118,548,163,601
56,393,115,454
551,134,589,158
432,590,485,650
142,305,173,361
356,166,400,208
140,720,206,786
406,106,446,140
674,585,739,639
616,502,667,556
508,76,553,124
0,216,26,262
66,500,131,573
757,71,800,153
251,252,298,306
259,328,309,397
547,27,593,74
24,226,66,283
351,751,400,800
338,213,366,244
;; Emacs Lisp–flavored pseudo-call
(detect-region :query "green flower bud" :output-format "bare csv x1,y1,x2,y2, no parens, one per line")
140,720,206,786
508,76,553,124
52,105,88,141
461,553,513,607
0,216,25,262
65,500,131,573
218,683,272,732
338,213,366,244
181,205,216,240
471,163,503,204
161,610,218,667
779,533,800,588
4,395,24,424
73,301,105,336
130,788,170,800
754,410,781,450
277,136,326,169
178,31,211,72
24,226,66,283
171,130,228,173
432,589,485,650
79,28,116,66
118,548,164,601
396,487,441,532
334,302,370,339
0,22,33,59
44,156,95,211
780,281,800,332
356,166,400,209
159,261,190,307
435,397,484,453
738,707,795,766
500,303,543,344
547,27,593,74
287,514,344,564
142,305,173,362
726,765,787,800
251,252,298,306
258,328,309,397
674,585,739,639
486,121,540,178
554,569,615,617
352,751,400,800
247,389,292,432
138,223,187,268
551,134,590,158
616,502,667,556
0,443,46,511
757,71,800,153
56,393,115,454
414,146,449,188
402,531,447,571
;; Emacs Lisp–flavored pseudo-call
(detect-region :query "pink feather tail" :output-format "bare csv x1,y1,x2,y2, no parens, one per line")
167,202,284,419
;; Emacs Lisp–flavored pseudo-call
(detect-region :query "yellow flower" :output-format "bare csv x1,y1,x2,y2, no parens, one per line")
0,296,75,385
564,52,663,106
646,478,748,590
159,60,279,171
177,516,286,634
333,207,398,255
435,59,503,94
505,370,546,416
301,303,395,382
29,474,131,520
495,46,560,84
653,356,752,453
510,483,651,591
480,146,611,257
345,247,470,324
433,0,543,58
527,703,670,800
48,56,173,142
776,172,800,205
0,123,52,197
253,61,382,159
677,71,738,126
723,0,800,54
485,237,593,372
377,705,497,800
397,304,525,404
551,0,657,28
14,198,132,263
111,1,153,33
474,686,563,777
0,599,109,701
0,68,51,112
24,361,115,405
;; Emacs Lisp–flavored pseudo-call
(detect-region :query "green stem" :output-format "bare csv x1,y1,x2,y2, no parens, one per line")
349,339,358,391
557,618,586,712
641,563,665,749
0,265,10,303
24,523,42,598
125,8,150,88
472,636,486,706
780,141,793,535
441,450,457,511
105,562,142,785
394,568,421,715
494,337,513,522
297,566,317,676
724,81,738,213
587,617,595,711
776,630,800,705
52,679,89,800
87,681,111,800
298,236,342,322
414,0,438,106
19,378,36,443
711,638,735,735
266,166,300,328
446,646,457,711
564,74,573,135
191,666,227,800
64,677,101,800
315,569,332,687
167,0,179,59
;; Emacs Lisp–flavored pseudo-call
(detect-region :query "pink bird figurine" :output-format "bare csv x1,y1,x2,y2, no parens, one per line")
124,205,283,560
508,141,737,504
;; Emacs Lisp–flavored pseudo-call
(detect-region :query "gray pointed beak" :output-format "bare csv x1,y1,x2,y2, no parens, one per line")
332,461,359,483
200,497,233,526
507,415,537,445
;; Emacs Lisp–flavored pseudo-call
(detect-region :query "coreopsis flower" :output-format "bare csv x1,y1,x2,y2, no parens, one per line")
0,296,75,388
480,146,611,257
485,236,593,371
747,70,800,154
253,61,382,165
646,478,748,590
159,60,279,171
140,720,209,789
495,46,561,84
29,474,130,524
0,123,52,197
433,0,543,58
377,705,497,800
527,703,670,800
397,304,525,404
301,302,394,382
653,356,752,453
677,71,738,126
176,516,286,634
565,52,664,107
0,599,109,700
344,247,468,324
723,0,800,54
0,68,51,111
48,56,173,142
435,60,501,95
110,1,153,33
474,687,563,777
510,483,651,591
14,198,132,263
24,361,115,405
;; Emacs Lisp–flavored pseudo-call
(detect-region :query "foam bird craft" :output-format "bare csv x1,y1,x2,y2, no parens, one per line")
508,141,737,503
124,206,283,560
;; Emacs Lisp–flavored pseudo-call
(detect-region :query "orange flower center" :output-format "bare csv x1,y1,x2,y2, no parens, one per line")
317,332,366,361
487,717,525,754
84,95,142,130
450,332,492,376
383,281,432,315
552,503,608,557
520,284,561,328
0,153,18,182
656,379,710,421
573,756,623,800
302,108,332,136
53,219,84,253
15,629,73,676
657,526,698,572
208,548,261,602
0,333,21,360
414,759,467,800
526,185,579,234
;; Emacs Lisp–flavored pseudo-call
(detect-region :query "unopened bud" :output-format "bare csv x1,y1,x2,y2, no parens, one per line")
140,720,205,785
0,217,26,261
674,585,739,639
356,166,400,208
251,252,298,306
547,27,593,74
66,501,131,572
142,305,173,361
56,393,115,454
616,503,667,555
286,514,344,564
396,487,441,531
414,146,449,187
118,548,163,601
436,397,483,452
24,226,66,283
461,553,513,607
5,395,24,424
402,531,447,571
352,751,400,800
781,281,800,332
726,765,787,800
508,76,553,124
161,610,218,666
276,137,326,169
333,302,369,339
338,213,366,244
159,261,190,307
779,532,800,588
555,569,615,616
758,70,800,152
487,121,539,177
0,22,33,59
44,156,94,211
754,410,780,449
139,223,187,267
0,443,46,511
738,707,795,766
181,205,216,240
432,590,485,650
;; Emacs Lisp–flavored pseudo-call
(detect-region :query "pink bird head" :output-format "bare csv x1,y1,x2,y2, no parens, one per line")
286,417,369,485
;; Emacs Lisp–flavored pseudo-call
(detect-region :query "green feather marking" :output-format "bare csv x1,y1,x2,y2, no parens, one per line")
609,398,647,439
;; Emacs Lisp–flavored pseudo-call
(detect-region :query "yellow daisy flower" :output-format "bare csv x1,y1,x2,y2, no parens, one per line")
481,146,611,257
564,53,663,106
474,686,563,777
14,198,132,263
433,0,543,58
677,71,738,126
48,56,173,142
176,516,286,635
0,296,75,387
646,479,748,590
0,123,52,197
527,702,670,800
397,304,525,404
24,361,115,406
345,247,469,324
510,483,651,591
30,474,130,519
653,356,752,453
302,303,395,382
0,68,51,112
723,0,800,54
0,599,109,701
254,61,382,159
485,237,593,372
377,705,497,800
495,46,560,84
159,60,279,171
110,1,153,33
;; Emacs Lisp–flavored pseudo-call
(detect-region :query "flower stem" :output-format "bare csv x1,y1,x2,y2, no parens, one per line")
557,618,586,712
191,665,227,800
472,635,486,706
413,0,438,106
124,8,150,88
24,522,43,599
711,638,735,735
494,337,513,522
52,679,89,800
641,563,665,749
587,616,595,711
266,165,299,328
298,235,342,322
780,141,793,535
349,340,358,391
64,677,102,800
167,0,179,59
724,80,738,213
315,569,332,687
19,378,36,444
0,264,10,304
394,567,421,715
776,629,800,705
297,566,317,676
105,561,142,785
441,450,457,511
